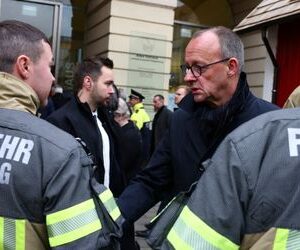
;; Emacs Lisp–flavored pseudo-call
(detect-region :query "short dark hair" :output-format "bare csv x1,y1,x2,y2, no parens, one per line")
73,56,114,94
0,20,50,73
154,94,164,101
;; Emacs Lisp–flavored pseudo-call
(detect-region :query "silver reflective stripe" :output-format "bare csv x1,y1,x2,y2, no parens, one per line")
274,228,300,250
4,218,16,250
286,230,300,249
167,216,218,250
167,206,238,250
0,216,25,250
46,199,102,247
47,209,99,237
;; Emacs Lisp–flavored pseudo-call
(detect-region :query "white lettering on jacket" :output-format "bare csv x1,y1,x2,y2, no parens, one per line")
288,128,300,157
0,134,34,164
0,162,11,184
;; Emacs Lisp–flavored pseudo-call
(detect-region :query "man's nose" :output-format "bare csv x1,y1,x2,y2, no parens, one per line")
108,85,114,93
184,71,196,83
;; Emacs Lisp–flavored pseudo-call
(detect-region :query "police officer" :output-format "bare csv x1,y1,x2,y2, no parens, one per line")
129,89,150,130
0,20,121,249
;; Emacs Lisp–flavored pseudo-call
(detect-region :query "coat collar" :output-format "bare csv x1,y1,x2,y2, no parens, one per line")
0,72,40,115
74,95,93,115
73,95,112,128
180,72,250,159
155,105,166,116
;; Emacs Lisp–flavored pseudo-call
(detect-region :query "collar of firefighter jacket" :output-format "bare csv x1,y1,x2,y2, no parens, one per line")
0,72,40,115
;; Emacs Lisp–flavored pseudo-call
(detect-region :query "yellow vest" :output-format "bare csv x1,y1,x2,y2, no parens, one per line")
130,102,150,130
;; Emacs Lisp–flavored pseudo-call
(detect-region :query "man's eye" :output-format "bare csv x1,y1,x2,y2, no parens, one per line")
194,65,202,70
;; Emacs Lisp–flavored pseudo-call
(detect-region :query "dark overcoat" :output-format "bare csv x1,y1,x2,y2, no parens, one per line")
151,106,173,154
47,96,125,197
118,72,279,222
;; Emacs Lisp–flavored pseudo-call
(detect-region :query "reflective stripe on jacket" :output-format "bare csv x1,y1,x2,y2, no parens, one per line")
166,206,238,250
0,184,122,250
46,199,102,247
0,73,123,249
147,108,300,249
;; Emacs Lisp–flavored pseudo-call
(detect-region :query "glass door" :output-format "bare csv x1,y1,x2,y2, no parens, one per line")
0,0,62,78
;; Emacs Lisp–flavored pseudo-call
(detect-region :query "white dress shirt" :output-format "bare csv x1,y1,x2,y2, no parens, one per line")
92,111,110,187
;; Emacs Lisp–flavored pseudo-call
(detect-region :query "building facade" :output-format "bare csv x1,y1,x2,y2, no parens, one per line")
235,0,300,107
1,0,268,113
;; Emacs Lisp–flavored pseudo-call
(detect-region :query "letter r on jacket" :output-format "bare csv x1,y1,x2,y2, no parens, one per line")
288,128,300,157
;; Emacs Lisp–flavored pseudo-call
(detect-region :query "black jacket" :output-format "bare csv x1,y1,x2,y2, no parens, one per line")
47,96,125,197
117,72,279,222
151,106,173,154
114,120,143,183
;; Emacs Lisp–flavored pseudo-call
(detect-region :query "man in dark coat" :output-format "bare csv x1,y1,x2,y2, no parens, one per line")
47,57,125,196
117,26,279,224
151,94,173,155
47,57,137,249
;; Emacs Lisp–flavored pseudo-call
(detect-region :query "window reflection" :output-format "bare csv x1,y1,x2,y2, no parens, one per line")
58,2,86,91
0,0,54,39
170,22,206,92
170,1,206,92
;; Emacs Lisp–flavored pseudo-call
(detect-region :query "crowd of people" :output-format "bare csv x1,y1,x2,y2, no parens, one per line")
2,19,300,250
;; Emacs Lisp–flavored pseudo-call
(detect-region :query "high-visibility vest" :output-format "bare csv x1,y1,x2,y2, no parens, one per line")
131,103,150,130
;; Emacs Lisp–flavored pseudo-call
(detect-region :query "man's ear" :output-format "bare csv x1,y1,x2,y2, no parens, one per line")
83,75,93,90
227,58,239,77
15,55,31,80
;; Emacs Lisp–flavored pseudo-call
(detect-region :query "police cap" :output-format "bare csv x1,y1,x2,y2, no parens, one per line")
129,89,145,100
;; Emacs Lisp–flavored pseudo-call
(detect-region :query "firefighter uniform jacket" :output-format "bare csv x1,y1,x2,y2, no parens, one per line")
148,107,300,249
0,73,122,249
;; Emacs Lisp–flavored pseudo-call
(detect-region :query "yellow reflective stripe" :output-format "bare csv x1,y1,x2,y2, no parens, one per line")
15,220,25,250
47,199,95,225
183,207,238,249
273,228,289,250
46,199,102,247
169,206,239,250
49,220,101,247
99,189,121,221
150,196,177,223
0,217,3,250
99,189,112,203
110,207,121,221
273,228,300,249
167,228,192,250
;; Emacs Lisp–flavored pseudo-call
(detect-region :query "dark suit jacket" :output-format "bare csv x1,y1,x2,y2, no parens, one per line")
114,120,143,183
151,106,173,154
47,96,125,197
117,72,279,222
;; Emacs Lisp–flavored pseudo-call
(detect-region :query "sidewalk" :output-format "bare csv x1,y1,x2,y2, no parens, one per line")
135,204,159,250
